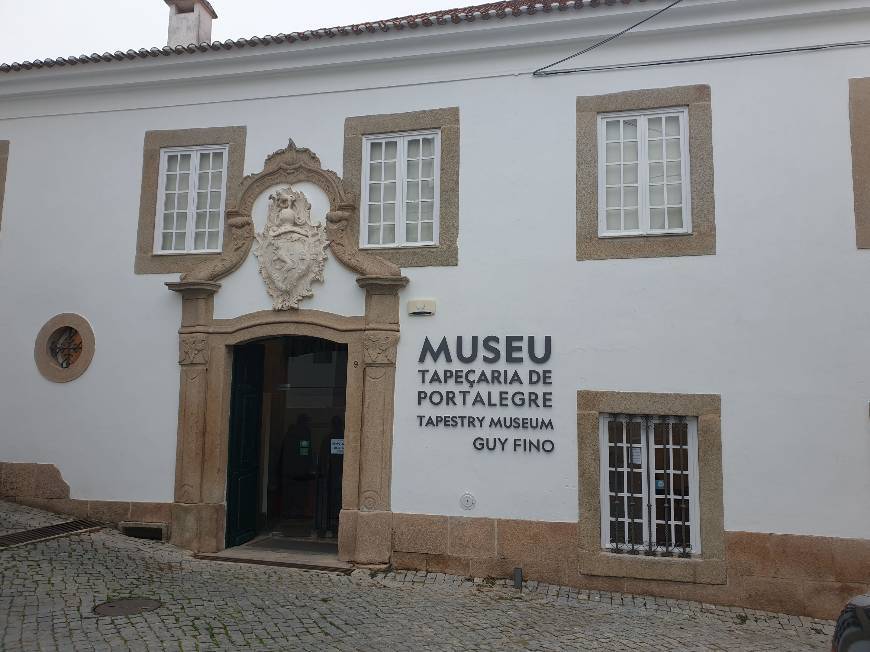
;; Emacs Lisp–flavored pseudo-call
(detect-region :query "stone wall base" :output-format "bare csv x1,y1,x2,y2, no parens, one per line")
391,513,870,620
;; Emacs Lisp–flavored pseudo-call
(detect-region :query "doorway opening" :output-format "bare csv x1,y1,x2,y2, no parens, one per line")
225,336,348,553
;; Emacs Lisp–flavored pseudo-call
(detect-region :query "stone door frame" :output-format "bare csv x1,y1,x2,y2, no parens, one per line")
164,140,407,563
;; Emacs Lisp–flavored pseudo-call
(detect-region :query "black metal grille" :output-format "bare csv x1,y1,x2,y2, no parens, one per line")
604,414,694,558
48,327,83,369
0,519,101,549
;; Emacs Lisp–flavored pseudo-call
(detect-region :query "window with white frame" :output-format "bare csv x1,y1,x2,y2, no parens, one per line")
600,414,700,557
598,109,691,237
155,146,228,253
362,131,440,248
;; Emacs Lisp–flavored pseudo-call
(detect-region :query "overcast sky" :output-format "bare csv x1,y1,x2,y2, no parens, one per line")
0,0,452,64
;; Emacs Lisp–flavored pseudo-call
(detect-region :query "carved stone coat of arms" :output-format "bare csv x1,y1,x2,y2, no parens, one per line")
253,186,329,310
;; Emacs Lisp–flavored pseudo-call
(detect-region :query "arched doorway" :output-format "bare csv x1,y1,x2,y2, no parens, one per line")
225,336,348,550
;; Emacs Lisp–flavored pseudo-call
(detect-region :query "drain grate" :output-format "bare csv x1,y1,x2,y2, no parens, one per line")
0,519,102,549
93,598,162,617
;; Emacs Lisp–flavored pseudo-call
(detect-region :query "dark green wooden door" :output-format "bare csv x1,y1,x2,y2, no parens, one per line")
226,341,265,548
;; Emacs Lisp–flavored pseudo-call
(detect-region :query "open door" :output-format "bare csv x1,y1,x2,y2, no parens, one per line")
225,341,265,548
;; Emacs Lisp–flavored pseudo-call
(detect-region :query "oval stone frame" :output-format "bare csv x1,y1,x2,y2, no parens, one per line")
34,313,95,383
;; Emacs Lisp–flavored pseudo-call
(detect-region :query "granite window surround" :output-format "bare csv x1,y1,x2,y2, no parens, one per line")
577,390,726,584
344,107,459,267
576,85,716,261
0,140,8,233
850,78,870,249
135,126,247,274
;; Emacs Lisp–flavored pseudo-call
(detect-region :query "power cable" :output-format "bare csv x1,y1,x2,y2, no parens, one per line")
532,0,684,77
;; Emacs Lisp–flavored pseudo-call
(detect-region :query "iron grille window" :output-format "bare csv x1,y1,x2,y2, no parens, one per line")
599,414,700,557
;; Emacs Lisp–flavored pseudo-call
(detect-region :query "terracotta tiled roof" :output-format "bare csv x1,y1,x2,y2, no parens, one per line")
0,0,647,74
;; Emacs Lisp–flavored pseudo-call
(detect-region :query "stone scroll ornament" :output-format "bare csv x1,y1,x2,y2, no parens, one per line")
253,186,329,310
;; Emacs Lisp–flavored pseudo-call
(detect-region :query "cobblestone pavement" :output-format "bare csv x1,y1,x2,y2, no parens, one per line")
1,501,833,651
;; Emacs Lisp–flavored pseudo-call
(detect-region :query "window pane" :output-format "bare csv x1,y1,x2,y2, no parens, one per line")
369,141,382,161
623,141,638,163
368,184,381,202
421,137,434,157
198,171,209,188
175,212,186,231
606,187,621,209
381,203,395,224
421,158,434,178
383,182,396,202
199,152,210,169
605,120,621,141
421,201,434,219
406,182,419,201
209,191,221,207
666,138,681,160
405,222,418,243
179,154,190,171
384,161,396,181
623,164,638,184
211,171,223,190
667,183,682,205
606,210,620,231
368,204,381,224
165,175,177,191
648,117,663,138
649,139,663,160
382,224,395,244
624,187,638,208
196,191,208,210
212,151,223,169
650,208,666,230
624,209,639,231
421,179,434,200
668,207,683,229
605,165,620,185
649,162,664,184
206,231,219,250
667,161,681,182
196,211,207,230
384,141,397,160
367,225,380,245
208,212,220,229
623,119,637,140
163,194,174,211
161,232,173,250
173,234,185,251
407,160,419,180
167,156,179,173
606,143,621,163
665,115,680,136
369,162,382,182
421,221,434,242
649,185,665,206
406,202,419,221
407,139,420,159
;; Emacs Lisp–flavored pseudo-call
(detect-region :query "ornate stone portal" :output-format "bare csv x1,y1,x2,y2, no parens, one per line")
253,186,328,310
166,140,408,563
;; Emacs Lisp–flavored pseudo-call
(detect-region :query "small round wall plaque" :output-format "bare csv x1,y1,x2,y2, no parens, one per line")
460,492,476,510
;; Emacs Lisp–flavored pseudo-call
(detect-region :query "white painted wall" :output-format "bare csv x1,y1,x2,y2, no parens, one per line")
1,0,868,537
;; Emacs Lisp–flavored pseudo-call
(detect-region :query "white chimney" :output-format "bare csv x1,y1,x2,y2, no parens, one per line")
164,0,218,47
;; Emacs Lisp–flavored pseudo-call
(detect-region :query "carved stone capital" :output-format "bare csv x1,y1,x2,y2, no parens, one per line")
179,334,209,366
356,274,410,294
363,332,398,366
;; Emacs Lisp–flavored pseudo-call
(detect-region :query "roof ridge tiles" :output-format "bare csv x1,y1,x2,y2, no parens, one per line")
0,0,647,74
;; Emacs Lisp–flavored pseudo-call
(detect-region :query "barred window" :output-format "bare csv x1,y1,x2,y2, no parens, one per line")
155,145,228,254
599,414,700,557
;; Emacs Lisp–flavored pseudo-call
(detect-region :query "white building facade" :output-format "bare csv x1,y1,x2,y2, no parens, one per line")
1,0,869,618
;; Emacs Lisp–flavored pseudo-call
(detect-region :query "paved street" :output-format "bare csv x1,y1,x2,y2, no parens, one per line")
0,501,832,651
